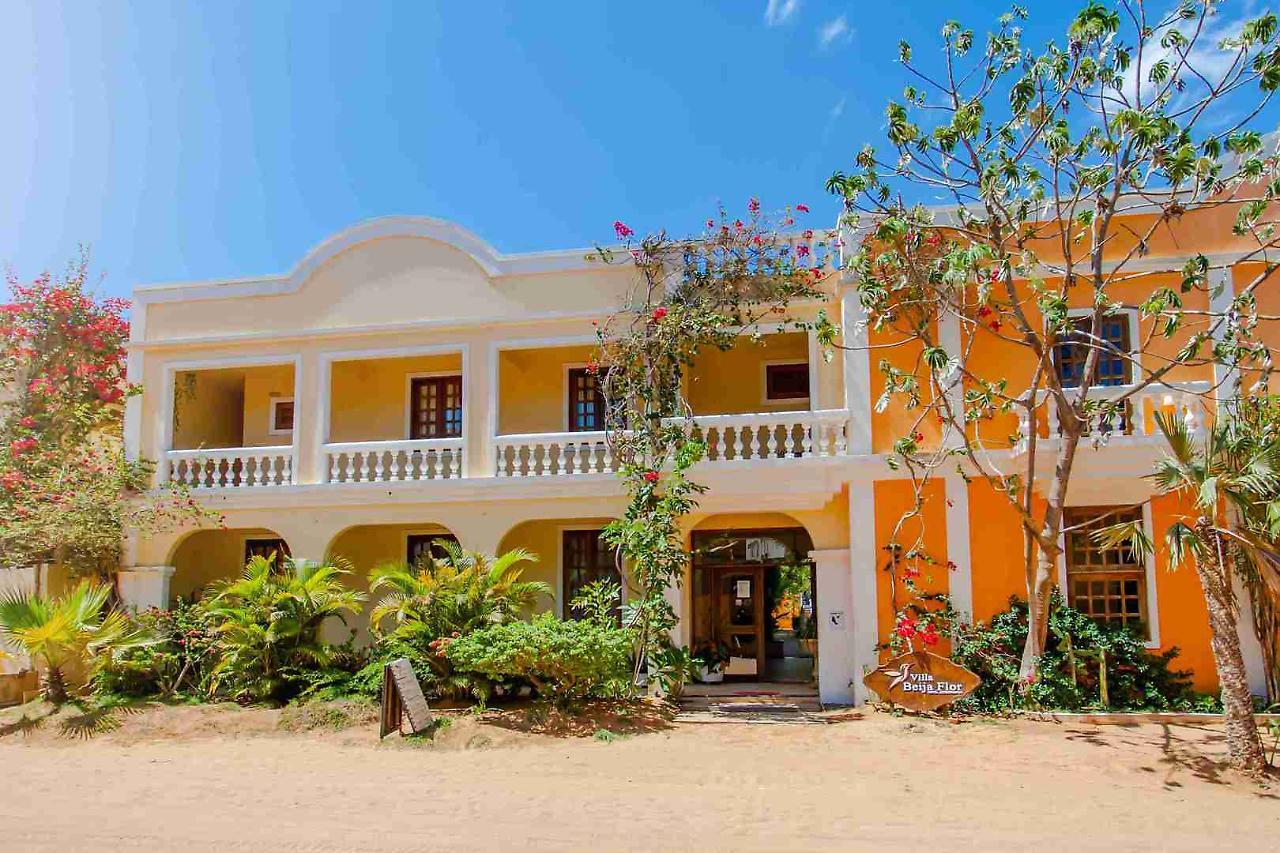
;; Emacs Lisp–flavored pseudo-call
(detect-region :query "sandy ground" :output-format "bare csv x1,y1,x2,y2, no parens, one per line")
0,701,1277,852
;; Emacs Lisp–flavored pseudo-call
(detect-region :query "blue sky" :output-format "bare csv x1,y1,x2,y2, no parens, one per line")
0,1,1086,298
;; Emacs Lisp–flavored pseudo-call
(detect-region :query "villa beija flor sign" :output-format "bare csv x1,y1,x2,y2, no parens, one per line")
862,650,981,712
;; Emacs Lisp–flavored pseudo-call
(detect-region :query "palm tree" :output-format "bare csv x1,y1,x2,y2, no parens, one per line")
202,555,365,703
1105,408,1279,772
368,543,550,638
0,582,147,704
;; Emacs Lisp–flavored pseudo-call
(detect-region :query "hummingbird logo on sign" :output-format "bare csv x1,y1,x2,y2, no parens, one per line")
884,663,912,691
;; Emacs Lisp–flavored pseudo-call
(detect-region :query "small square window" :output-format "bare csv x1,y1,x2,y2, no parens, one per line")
765,363,810,402
269,398,295,434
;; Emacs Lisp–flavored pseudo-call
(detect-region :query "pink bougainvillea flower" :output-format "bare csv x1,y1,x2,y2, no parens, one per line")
613,220,634,239
733,220,744,230
652,306,668,321
796,244,811,258
705,219,715,228
795,203,810,213
919,627,940,647
802,229,814,240
642,471,659,483
748,197,760,213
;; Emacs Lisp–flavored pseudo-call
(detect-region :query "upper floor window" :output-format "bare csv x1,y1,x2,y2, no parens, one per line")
407,533,460,567
1064,506,1148,636
567,367,608,432
765,362,810,402
410,375,463,439
269,398,295,435
1054,314,1132,388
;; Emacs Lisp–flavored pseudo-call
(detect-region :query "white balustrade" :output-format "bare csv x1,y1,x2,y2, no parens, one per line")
323,438,465,483
1014,381,1211,452
494,431,617,477
494,410,851,477
164,446,295,489
784,231,840,273
671,410,850,462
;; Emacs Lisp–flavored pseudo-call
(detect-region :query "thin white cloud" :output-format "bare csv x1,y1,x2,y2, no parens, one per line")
829,97,847,120
818,15,851,49
764,0,800,27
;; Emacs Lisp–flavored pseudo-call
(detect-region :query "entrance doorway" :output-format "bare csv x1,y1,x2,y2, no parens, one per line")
690,528,817,684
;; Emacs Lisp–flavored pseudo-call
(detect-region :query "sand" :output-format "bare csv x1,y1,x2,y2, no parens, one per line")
0,701,1276,852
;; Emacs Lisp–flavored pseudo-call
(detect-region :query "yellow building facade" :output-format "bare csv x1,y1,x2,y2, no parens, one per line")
119,214,1271,704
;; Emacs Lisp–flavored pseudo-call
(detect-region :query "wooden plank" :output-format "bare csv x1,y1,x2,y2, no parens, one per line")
379,658,433,737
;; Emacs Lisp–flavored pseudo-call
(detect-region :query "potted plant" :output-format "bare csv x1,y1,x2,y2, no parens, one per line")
693,641,731,683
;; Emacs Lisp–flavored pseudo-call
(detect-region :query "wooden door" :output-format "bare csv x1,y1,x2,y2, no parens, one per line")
714,566,765,677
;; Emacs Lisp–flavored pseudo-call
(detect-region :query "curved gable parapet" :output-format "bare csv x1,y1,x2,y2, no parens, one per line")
134,216,605,305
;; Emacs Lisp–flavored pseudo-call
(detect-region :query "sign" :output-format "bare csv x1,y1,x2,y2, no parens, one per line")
827,610,845,629
380,658,434,737
735,578,752,598
862,650,981,712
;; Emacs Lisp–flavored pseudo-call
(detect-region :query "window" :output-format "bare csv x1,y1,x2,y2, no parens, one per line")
407,533,460,567
244,538,290,570
567,367,607,432
562,530,621,617
1054,315,1132,388
1064,506,1148,635
269,398,295,435
765,362,810,402
409,376,463,439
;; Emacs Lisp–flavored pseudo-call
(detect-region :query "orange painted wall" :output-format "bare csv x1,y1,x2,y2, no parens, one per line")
1149,492,1218,692
873,479,949,659
967,479,1035,624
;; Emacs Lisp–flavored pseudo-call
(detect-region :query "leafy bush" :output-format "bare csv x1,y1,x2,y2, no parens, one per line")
340,545,551,701
92,599,219,700
445,614,633,704
199,556,365,704
951,592,1215,713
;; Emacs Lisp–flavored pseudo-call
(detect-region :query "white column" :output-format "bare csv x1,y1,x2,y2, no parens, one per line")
944,475,973,622
116,566,175,611
664,578,686,648
848,480,880,704
839,282,873,454
294,352,325,485
810,548,854,705
1235,578,1269,699
1210,266,1240,406
937,312,966,448
468,344,495,478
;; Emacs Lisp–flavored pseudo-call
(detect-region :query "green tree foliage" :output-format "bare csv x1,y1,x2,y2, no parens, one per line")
0,581,150,704
199,556,365,704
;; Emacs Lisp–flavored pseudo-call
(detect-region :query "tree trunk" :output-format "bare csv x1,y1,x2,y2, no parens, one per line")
1194,523,1265,773
43,665,68,705
1019,547,1058,680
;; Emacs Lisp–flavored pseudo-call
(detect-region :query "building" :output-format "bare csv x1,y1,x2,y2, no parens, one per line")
119,213,1273,705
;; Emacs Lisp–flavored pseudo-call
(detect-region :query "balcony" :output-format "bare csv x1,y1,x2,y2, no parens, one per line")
1013,380,1211,456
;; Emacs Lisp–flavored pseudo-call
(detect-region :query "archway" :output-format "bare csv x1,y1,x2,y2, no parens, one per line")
168,527,290,604
689,513,817,684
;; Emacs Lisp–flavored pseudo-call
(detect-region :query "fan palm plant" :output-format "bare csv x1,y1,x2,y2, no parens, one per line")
1101,408,1280,772
0,582,149,704
201,555,365,703
368,542,550,638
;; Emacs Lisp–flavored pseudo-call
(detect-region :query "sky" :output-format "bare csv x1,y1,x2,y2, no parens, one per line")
0,1,1104,298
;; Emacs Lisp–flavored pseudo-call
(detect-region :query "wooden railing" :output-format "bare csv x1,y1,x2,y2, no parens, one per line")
164,446,296,489
323,438,465,483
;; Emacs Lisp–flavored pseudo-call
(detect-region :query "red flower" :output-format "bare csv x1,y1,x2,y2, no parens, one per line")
18,417,36,429
796,203,810,213
902,564,921,580
796,244,811,258
912,432,924,442
977,305,992,317
642,471,659,483
919,627,940,647
802,229,814,240
652,306,668,322
748,197,760,213
894,616,918,639
989,320,1002,332
585,361,598,375
613,220,634,240
733,220,744,230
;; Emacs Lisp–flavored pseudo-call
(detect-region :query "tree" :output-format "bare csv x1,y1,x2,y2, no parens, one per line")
592,206,830,686
1104,406,1280,771
825,1,1280,682
0,581,147,704
0,255,214,581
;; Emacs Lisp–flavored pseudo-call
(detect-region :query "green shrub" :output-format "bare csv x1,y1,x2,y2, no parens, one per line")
92,599,219,700
951,592,1215,713
199,556,365,704
445,614,633,704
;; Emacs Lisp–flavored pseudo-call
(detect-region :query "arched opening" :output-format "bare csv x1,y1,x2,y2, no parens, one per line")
689,513,817,684
325,522,459,645
497,517,618,618
168,527,291,604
